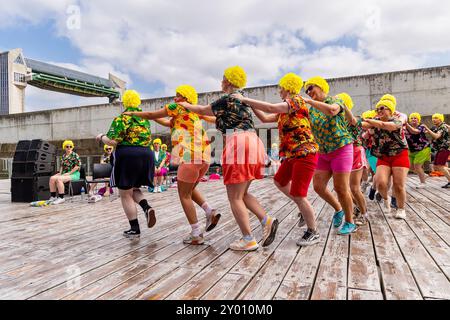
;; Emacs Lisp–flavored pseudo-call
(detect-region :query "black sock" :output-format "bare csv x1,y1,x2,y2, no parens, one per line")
139,199,151,213
58,194,64,199
51,192,56,198
129,219,140,232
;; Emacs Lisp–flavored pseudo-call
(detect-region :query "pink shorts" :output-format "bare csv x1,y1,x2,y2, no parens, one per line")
352,145,368,172
316,144,353,173
177,162,209,184
155,167,168,177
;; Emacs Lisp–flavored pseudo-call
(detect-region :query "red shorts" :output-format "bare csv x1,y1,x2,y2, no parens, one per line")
177,162,209,184
352,145,368,171
434,150,450,166
274,153,318,198
376,149,410,168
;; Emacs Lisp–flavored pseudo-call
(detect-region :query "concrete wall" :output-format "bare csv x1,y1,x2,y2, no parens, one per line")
1,65,449,155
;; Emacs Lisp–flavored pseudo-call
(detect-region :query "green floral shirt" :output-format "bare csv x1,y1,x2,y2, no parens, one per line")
106,106,152,147
309,96,354,154
61,151,81,174
431,123,450,152
347,118,363,148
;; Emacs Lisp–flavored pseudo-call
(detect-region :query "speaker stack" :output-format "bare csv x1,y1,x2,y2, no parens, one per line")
11,139,57,202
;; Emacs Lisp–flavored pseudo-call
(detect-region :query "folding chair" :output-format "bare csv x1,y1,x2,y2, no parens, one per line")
85,163,117,201
66,165,88,202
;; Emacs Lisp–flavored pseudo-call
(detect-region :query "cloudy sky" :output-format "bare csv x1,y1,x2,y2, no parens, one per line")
1,0,450,112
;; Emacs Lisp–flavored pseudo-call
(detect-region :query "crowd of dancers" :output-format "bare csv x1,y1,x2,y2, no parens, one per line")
72,65,448,251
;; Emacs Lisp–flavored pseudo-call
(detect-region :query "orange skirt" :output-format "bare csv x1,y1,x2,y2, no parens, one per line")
222,131,267,185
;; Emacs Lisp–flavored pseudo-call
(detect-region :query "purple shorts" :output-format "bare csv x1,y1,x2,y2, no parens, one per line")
316,144,354,173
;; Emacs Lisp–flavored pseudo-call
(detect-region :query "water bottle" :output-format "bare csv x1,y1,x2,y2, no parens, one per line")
80,187,85,200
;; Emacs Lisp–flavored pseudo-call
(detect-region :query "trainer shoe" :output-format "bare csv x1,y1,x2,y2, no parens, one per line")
332,210,344,228
205,209,221,232
183,233,204,245
296,229,320,246
144,207,156,228
415,184,426,189
442,182,450,189
394,208,406,220
361,182,370,193
338,222,358,235
368,187,376,201
48,196,57,203
391,197,398,209
52,197,65,205
123,229,140,240
229,238,259,251
354,213,368,226
298,214,306,228
262,216,279,247
375,192,382,202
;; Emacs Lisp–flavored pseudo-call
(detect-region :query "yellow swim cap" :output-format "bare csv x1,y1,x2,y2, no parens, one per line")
432,113,444,122
409,112,421,123
153,138,162,145
122,90,141,108
224,66,247,89
62,140,74,149
176,85,198,105
304,76,330,95
376,100,395,114
279,73,303,95
336,92,354,110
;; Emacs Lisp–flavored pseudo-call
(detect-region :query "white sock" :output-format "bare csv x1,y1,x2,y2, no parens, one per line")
201,202,213,217
191,223,202,237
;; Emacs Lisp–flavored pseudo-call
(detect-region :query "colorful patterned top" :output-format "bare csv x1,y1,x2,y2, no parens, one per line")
431,123,450,152
154,150,166,167
61,151,81,175
406,125,430,152
371,117,408,157
277,95,318,159
163,151,171,168
210,93,255,134
165,103,211,163
347,118,364,148
106,106,152,147
309,96,354,154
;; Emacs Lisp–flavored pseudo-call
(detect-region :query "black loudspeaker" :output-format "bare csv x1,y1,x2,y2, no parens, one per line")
15,140,32,151
26,150,55,163
30,139,57,154
11,176,50,202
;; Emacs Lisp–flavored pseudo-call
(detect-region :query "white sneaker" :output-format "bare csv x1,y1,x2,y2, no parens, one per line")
153,186,159,193
415,184,426,189
395,208,406,220
52,197,65,205
157,186,162,193
48,196,57,203
382,196,391,214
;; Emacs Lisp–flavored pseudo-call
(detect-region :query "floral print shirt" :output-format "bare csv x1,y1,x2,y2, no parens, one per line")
61,151,81,174
431,123,450,152
371,117,408,157
166,103,211,163
347,118,364,148
309,96,354,154
406,125,430,152
210,93,255,134
277,95,318,159
106,106,152,147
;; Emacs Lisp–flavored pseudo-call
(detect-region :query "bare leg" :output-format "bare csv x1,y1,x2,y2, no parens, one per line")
413,164,427,184
56,175,72,194
332,172,354,223
119,189,137,221
392,167,409,209
435,165,450,182
350,169,367,215
132,188,146,204
376,166,392,200
226,181,253,236
243,182,266,221
313,170,342,212
177,181,198,224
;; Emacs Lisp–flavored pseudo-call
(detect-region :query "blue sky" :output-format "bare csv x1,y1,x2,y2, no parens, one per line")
1,0,450,111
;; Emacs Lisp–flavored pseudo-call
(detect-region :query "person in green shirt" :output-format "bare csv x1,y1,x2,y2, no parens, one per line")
96,89,156,240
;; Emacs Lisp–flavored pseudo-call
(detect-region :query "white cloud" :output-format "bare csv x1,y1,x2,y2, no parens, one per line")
1,0,450,110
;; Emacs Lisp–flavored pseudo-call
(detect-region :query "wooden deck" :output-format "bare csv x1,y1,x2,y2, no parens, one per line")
0,176,449,300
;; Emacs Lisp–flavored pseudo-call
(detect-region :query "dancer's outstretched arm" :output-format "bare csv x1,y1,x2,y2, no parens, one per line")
123,108,168,120
154,118,171,127
231,93,289,114
252,108,278,123
178,102,214,116
303,97,341,116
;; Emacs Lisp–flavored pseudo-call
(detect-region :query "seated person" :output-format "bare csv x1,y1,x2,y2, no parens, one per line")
89,145,114,197
209,166,221,180
48,140,81,205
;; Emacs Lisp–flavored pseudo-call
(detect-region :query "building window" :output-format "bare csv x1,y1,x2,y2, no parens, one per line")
14,72,26,83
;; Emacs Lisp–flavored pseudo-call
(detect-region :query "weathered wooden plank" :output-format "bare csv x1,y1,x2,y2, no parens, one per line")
379,259,423,300
348,289,383,300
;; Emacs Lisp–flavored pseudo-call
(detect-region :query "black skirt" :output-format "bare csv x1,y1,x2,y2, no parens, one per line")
110,145,154,190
